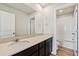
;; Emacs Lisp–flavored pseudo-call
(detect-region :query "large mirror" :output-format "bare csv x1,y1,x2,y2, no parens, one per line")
0,10,36,41
0,11,16,38
0,3,44,43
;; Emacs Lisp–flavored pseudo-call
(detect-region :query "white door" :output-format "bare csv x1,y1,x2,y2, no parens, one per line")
63,5,78,56
0,11,15,38
76,4,79,56
72,5,78,56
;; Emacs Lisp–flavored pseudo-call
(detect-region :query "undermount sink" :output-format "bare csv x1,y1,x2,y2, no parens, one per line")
0,41,15,46
0,39,30,47
19,39,30,43
9,38,31,46
0,34,43,46
7,41,30,47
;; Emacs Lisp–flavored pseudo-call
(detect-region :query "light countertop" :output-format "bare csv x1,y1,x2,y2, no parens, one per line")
0,34,53,56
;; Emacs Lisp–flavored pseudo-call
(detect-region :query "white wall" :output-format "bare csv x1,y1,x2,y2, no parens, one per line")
42,6,54,34
28,5,60,34
56,14,74,49
28,5,57,55
35,12,43,34
29,6,54,34
42,6,57,55
0,4,28,36
28,4,73,55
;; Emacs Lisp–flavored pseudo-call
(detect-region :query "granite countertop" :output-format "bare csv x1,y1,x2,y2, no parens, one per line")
0,33,53,56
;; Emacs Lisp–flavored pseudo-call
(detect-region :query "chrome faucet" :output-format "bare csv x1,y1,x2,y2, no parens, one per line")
14,38,19,42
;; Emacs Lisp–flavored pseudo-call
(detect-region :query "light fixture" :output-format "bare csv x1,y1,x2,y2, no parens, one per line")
59,9,63,13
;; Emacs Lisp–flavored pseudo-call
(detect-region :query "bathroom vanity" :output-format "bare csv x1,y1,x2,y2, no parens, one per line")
13,37,53,56
0,34,53,56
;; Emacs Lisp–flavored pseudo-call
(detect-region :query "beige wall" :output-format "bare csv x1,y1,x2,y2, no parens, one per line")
0,4,28,36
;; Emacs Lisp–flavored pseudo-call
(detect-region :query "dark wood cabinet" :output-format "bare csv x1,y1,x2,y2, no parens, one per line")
38,40,45,56
31,51,38,56
30,44,39,56
39,47,45,56
13,44,38,56
45,37,53,56
12,37,53,56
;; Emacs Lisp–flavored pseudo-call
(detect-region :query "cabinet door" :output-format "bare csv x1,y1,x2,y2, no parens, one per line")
13,44,38,56
39,47,45,56
30,44,38,56
49,38,52,52
45,43,50,56
31,51,38,56
38,41,45,56
45,38,52,56
13,48,33,56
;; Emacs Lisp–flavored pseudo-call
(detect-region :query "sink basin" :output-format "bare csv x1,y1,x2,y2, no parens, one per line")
8,38,31,46
0,34,44,46
19,39,30,43
7,40,30,48
0,41,15,46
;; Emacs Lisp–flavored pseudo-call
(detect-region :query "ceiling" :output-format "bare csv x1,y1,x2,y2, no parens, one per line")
56,5,75,17
5,3,61,14
5,3,36,14
4,3,74,15
39,3,53,8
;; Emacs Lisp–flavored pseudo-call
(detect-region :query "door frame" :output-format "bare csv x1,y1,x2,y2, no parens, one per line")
77,4,79,56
